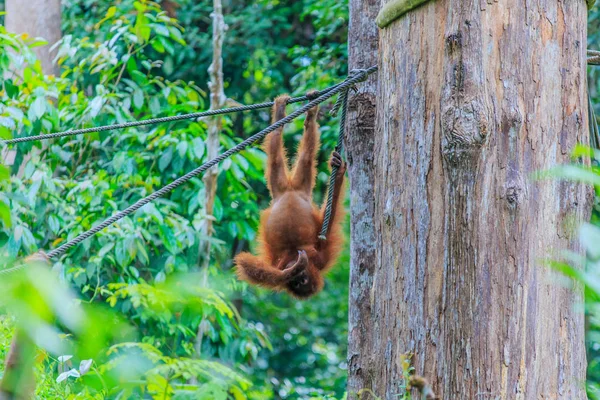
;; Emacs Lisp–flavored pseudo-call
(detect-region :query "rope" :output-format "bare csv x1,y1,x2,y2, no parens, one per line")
0,253,47,276
318,90,348,241
317,67,371,240
30,66,376,261
0,84,346,145
0,261,26,275
589,50,600,66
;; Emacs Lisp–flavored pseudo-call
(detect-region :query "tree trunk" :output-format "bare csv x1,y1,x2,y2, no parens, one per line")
199,0,226,278
195,0,227,359
0,329,35,400
2,4,62,397
5,0,62,75
346,0,379,396
349,0,592,399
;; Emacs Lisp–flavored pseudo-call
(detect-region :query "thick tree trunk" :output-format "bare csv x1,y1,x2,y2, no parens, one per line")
346,0,379,396
350,0,592,399
5,0,62,75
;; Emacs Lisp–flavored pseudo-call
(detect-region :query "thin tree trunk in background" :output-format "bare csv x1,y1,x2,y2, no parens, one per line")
162,0,179,18
1,3,62,397
350,0,592,398
5,0,61,75
0,329,35,400
346,0,379,396
200,0,227,276
195,0,226,357
6,0,62,175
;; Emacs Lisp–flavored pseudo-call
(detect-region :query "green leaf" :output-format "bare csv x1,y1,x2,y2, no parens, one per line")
0,165,9,181
158,225,178,254
0,201,11,227
30,96,46,119
98,242,115,258
192,138,205,160
0,127,10,140
115,241,129,267
151,38,165,53
133,89,144,110
106,6,117,18
177,141,188,158
48,215,60,234
538,165,600,187
158,147,173,171
153,24,170,37
4,79,18,98
136,240,150,265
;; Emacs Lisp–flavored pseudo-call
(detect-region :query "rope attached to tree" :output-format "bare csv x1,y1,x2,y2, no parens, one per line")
318,88,350,241
589,50,600,67
0,66,377,275
318,69,372,240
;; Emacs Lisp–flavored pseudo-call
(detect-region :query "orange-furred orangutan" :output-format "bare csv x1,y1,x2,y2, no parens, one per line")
234,94,346,299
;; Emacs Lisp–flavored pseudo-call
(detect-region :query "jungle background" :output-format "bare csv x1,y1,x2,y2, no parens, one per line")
0,0,598,399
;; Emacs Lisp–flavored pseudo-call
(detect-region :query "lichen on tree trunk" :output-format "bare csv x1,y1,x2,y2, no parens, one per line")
349,0,592,398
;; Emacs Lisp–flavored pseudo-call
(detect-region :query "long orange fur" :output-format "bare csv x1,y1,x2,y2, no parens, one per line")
234,94,346,299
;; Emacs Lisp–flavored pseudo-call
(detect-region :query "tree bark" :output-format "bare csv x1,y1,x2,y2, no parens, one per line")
199,0,227,277
346,0,379,396
0,330,35,400
5,0,62,75
195,0,227,358
350,0,592,399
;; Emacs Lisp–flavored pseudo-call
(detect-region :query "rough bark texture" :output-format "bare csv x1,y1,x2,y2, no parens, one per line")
353,0,592,398
346,0,379,397
5,0,61,75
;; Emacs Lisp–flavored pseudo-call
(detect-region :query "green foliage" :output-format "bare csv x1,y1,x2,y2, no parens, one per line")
1,0,352,398
546,143,600,397
0,263,256,399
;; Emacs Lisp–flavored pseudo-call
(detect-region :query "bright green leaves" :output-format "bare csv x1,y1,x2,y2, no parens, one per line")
134,2,152,44
3,79,19,99
0,164,10,228
29,96,47,120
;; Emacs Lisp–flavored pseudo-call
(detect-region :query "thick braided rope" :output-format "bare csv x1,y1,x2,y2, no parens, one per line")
0,84,345,145
0,262,26,275
0,252,47,275
318,89,349,241
41,66,377,260
589,50,600,66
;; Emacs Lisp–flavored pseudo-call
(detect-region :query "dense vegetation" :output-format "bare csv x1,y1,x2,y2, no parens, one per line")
0,0,350,398
0,0,599,399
